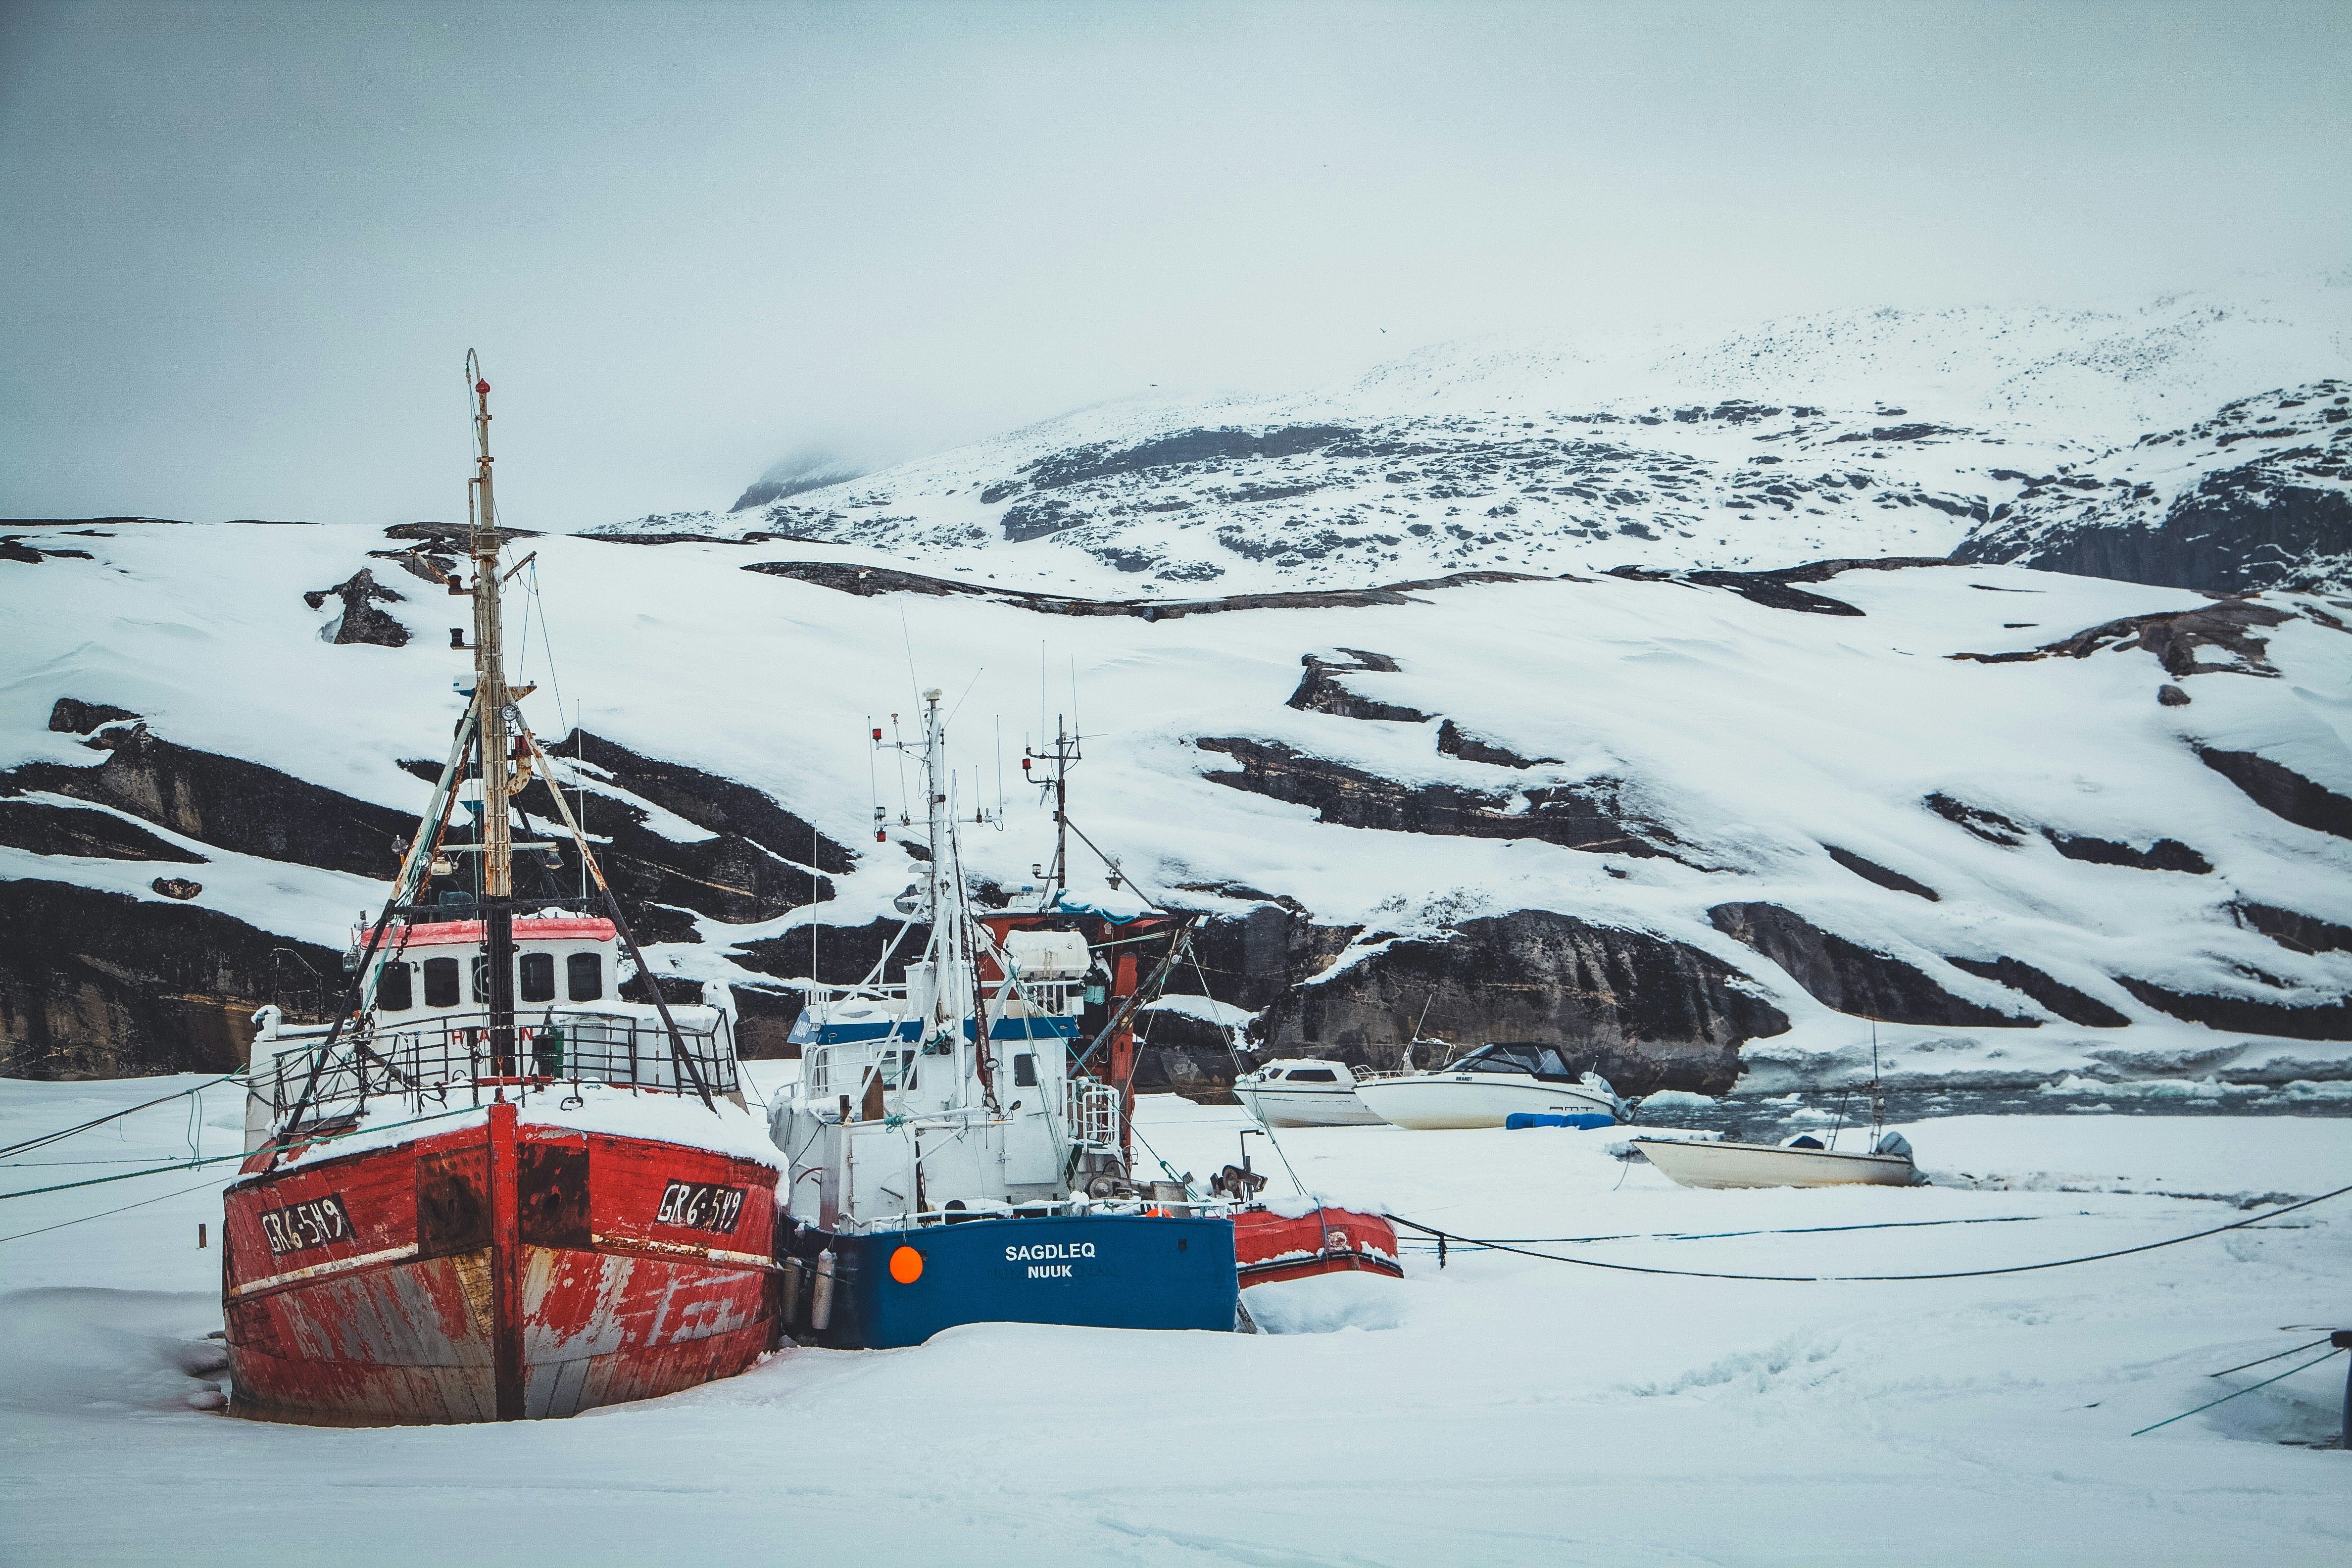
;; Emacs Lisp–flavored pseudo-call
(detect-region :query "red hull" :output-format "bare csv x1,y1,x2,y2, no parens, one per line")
223,1102,780,1423
1231,1205,1403,1288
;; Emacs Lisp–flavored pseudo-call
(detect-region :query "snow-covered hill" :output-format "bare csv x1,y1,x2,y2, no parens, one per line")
3,518,2349,1094
604,277,2352,597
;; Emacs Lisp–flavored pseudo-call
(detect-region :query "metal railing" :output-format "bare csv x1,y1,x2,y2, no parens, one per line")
267,1007,739,1122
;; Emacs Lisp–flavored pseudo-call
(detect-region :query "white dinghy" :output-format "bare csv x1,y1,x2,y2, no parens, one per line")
1632,1129,1921,1189
1353,1041,1627,1131
1634,1037,1922,1189
1234,1059,1386,1127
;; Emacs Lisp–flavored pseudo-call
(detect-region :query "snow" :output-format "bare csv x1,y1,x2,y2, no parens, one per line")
594,276,2352,598
5,520,2349,1092
4,1076,2348,1564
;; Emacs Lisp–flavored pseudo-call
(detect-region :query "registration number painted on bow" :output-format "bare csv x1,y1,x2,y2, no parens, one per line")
258,1193,353,1255
656,1181,746,1233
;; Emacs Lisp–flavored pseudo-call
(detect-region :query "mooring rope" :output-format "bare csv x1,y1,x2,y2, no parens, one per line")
1388,1181,2352,1283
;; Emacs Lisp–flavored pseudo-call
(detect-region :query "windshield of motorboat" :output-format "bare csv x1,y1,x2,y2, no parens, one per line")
1452,1042,1570,1078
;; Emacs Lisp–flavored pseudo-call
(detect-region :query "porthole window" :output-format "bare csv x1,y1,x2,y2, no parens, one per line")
518,952,555,1003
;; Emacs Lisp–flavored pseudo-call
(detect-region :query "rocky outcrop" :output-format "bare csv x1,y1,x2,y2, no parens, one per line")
1196,736,1671,857
0,799,199,862
1946,956,2129,1028
3,723,417,878
302,568,410,647
1952,598,2304,678
0,879,340,1078
2196,747,2352,841
2042,831,2211,874
1252,910,1791,1096
48,698,137,734
1824,846,1939,900
1285,650,1431,723
2116,976,2352,1041
1954,382,2352,593
745,559,1548,621
1708,902,2039,1028
2236,902,2352,956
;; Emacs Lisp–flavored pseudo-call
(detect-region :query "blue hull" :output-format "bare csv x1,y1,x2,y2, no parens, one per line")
814,1214,1238,1349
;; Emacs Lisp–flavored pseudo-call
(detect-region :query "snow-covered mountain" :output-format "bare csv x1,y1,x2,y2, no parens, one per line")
3,518,2348,1096
606,276,2352,597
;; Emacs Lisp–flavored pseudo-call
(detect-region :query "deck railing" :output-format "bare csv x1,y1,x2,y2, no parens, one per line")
268,1007,739,1122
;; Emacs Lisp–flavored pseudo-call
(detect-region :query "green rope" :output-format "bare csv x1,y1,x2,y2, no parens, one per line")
2131,1347,2347,1437
0,1104,483,1202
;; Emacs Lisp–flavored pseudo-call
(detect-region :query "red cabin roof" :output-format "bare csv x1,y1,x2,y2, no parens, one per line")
392,917,616,949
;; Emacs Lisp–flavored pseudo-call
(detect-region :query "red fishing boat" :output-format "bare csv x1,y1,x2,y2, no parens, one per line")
224,358,782,1423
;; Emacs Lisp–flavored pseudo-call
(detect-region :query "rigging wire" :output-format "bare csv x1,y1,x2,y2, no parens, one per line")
0,1176,228,1247
2130,1347,2347,1438
0,1073,246,1161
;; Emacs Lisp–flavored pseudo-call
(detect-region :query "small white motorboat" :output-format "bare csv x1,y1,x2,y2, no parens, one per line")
1353,1041,1626,1130
1632,1130,1921,1189
1234,1058,1386,1127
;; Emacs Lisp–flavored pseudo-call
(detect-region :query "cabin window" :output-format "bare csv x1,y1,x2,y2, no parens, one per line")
1534,1047,1570,1078
567,952,603,1002
1014,1053,1036,1087
376,961,413,1013
518,952,555,1003
422,957,460,1009
1287,1068,1338,1082
470,956,491,1004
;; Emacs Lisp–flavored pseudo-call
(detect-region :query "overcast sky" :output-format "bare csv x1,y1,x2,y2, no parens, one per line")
2,0,2345,529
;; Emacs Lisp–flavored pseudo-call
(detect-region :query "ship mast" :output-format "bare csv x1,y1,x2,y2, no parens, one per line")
466,351,518,1072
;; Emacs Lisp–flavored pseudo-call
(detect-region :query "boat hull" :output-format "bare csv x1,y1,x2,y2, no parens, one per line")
1231,1205,1402,1287
1632,1137,1918,1190
798,1213,1238,1349
223,1102,782,1424
1234,1083,1386,1128
1354,1074,1619,1131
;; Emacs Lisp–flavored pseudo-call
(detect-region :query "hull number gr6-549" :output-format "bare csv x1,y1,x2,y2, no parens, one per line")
656,1180,746,1233
258,1194,352,1255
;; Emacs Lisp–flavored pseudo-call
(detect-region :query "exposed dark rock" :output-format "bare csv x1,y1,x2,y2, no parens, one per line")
1435,720,1558,769
456,729,847,930
150,877,202,900
725,917,938,1055
0,799,199,862
1946,956,2130,1027
2234,902,2352,956
2043,830,2211,874
2158,683,2191,706
48,698,138,734
2,725,418,878
2197,747,2352,841
1924,792,2026,846
744,559,1550,621
1197,736,1668,856
731,450,863,512
1824,846,1939,900
1708,902,2038,1027
0,879,339,1078
2115,976,2352,1041
1001,498,1086,541
384,520,535,545
1681,569,1864,616
1026,426,1358,491
1254,911,1791,1096
1952,599,2299,677
1175,895,1361,1014
302,568,410,648
0,536,96,564
1285,650,1430,723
